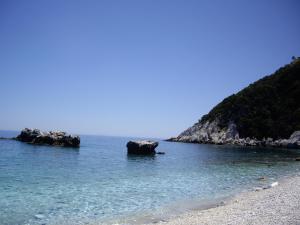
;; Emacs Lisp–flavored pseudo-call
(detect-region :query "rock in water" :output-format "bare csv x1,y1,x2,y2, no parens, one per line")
289,131,300,143
156,151,166,155
127,140,158,155
16,128,80,147
287,131,300,148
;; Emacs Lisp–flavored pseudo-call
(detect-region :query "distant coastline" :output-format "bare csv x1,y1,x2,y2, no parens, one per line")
166,130,300,150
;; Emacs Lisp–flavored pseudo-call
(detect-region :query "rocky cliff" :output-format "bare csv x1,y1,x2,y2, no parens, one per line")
168,58,300,148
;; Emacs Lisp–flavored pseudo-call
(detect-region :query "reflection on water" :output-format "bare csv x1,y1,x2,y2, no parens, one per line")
126,154,156,161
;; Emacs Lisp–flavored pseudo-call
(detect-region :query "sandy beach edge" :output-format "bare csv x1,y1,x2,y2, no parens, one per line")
143,173,300,225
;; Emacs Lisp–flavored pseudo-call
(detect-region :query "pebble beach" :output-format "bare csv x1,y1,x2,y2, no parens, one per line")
148,174,300,225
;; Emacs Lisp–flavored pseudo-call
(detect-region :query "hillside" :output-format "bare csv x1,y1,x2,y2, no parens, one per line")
169,58,300,147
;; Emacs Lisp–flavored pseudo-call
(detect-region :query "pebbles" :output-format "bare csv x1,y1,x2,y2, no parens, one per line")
269,181,278,188
34,214,45,219
147,176,300,225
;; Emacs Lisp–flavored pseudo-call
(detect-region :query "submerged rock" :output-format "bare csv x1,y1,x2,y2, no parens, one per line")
16,128,80,147
156,151,165,155
126,140,158,155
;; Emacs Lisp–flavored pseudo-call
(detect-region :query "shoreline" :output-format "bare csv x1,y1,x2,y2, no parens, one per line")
143,173,300,225
165,137,300,150
102,173,300,225
108,195,234,225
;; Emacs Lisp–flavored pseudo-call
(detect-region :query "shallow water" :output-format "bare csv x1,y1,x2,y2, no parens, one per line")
0,130,300,225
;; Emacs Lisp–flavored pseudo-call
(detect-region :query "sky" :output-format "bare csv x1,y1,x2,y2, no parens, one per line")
0,0,300,138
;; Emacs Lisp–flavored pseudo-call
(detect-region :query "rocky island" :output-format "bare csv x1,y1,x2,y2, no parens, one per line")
127,140,159,154
15,128,80,147
167,58,300,149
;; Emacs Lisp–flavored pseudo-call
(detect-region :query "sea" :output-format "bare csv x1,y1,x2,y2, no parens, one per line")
1,130,300,225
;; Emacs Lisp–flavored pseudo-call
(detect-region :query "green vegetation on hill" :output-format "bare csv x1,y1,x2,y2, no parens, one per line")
201,58,300,139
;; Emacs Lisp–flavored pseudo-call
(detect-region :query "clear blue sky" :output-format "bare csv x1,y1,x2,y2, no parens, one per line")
0,0,299,138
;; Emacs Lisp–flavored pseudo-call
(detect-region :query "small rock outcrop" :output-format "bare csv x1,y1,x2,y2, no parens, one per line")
16,128,80,147
127,140,159,155
287,131,300,148
169,119,239,144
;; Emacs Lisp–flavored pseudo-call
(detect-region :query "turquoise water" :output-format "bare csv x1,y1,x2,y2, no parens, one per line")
1,130,300,225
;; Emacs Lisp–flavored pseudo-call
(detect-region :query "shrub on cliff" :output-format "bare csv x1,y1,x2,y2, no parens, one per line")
201,58,300,139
